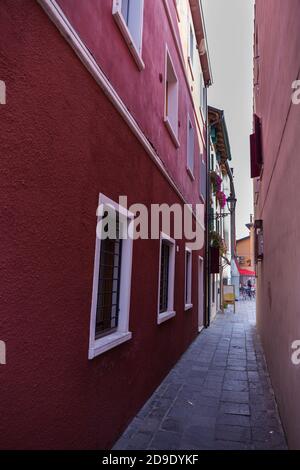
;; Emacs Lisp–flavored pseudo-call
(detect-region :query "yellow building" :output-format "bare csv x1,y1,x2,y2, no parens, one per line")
236,216,255,283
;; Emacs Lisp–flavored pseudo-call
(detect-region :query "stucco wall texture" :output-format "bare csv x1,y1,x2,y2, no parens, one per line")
254,0,300,450
0,1,203,449
57,0,207,206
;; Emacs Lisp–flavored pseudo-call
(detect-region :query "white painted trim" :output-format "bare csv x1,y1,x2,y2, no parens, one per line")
187,167,195,181
187,56,195,81
37,0,204,230
112,0,145,71
173,0,180,22
89,332,132,358
0,80,6,105
157,232,176,325
97,193,135,219
185,303,193,312
164,117,180,148
88,193,133,359
157,310,176,324
187,114,195,177
163,0,206,148
184,246,192,309
198,255,204,331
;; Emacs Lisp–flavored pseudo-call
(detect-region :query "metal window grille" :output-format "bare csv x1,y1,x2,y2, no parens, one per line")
160,241,170,313
95,216,122,339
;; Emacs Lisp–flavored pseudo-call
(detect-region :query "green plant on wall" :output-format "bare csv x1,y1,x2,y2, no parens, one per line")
210,231,227,256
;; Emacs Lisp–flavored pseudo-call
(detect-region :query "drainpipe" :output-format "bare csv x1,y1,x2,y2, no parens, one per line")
204,101,211,328
205,115,223,327
225,161,236,259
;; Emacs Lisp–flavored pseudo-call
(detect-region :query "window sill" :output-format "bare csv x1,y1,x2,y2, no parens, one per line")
199,193,205,204
113,10,145,71
187,167,195,181
185,303,193,311
88,331,132,359
157,310,176,325
199,106,206,125
164,117,180,148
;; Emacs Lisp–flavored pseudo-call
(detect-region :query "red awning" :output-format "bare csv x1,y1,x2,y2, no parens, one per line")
239,268,255,276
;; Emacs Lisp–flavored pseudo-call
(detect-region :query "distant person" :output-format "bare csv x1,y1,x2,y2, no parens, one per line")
247,279,252,299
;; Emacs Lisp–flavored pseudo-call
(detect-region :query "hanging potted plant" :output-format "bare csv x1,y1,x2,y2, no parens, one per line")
216,190,227,209
210,231,223,274
210,171,222,194
210,231,227,256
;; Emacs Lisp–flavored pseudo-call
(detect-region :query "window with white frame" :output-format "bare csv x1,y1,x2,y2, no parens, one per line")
112,0,144,70
189,24,194,66
200,72,206,118
158,233,176,324
200,157,206,201
88,194,134,359
187,115,195,177
164,47,179,147
185,247,192,310
174,0,180,21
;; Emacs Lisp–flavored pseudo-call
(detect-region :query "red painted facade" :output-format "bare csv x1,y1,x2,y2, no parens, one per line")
0,0,208,448
254,0,300,449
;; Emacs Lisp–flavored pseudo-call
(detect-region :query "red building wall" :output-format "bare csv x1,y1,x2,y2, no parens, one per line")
0,0,204,449
254,0,300,450
57,0,206,205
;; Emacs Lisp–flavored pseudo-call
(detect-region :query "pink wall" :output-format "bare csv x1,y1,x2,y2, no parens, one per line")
0,0,204,449
254,0,300,449
57,0,206,206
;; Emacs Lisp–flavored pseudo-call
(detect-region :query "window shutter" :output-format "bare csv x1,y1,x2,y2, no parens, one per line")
250,114,263,178
200,159,206,200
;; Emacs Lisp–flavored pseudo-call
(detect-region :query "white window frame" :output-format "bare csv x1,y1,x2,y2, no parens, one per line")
187,114,195,179
157,232,176,325
188,23,195,80
199,155,206,203
185,246,193,310
199,72,206,120
164,46,180,148
88,193,134,359
112,0,145,71
173,0,180,21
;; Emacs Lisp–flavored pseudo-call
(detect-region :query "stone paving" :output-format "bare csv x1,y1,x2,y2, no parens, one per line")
114,301,287,450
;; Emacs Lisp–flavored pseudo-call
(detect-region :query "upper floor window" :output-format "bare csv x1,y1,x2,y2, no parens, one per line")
113,0,145,70
185,247,192,310
200,73,207,119
164,47,179,148
189,25,194,66
187,115,195,178
158,233,176,324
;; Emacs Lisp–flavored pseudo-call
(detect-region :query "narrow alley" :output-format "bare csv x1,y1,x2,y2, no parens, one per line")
114,302,287,451
2,0,300,455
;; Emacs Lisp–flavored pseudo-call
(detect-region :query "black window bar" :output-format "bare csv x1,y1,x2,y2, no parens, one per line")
160,241,170,313
95,214,122,339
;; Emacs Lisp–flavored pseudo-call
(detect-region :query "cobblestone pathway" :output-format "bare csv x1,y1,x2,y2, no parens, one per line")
114,301,287,450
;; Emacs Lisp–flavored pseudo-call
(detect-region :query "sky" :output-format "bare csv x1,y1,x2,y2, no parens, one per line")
202,0,254,239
